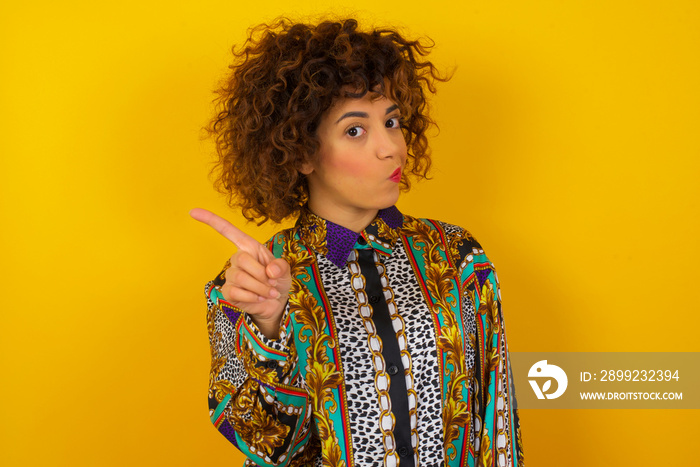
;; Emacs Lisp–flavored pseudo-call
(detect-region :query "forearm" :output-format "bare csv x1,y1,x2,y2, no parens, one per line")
471,263,524,467
206,280,310,465
249,306,287,339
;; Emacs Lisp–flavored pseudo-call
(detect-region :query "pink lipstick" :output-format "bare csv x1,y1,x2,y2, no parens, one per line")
389,167,402,183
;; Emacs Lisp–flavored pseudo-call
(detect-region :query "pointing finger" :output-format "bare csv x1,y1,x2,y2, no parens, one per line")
189,208,260,252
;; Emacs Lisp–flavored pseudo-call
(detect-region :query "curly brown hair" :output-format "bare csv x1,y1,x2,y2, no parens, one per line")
207,17,449,224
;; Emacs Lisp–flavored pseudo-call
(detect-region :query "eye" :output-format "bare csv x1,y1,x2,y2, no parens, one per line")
346,125,366,138
385,116,401,129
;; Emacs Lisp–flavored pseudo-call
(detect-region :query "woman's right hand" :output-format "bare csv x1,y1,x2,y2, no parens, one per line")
190,208,292,339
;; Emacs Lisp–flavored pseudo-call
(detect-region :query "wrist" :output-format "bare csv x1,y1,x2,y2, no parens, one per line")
249,309,285,339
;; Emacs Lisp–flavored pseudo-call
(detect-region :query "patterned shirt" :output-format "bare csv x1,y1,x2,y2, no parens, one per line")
205,206,524,467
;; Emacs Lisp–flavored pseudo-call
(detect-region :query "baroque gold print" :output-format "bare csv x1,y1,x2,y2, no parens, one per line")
477,428,493,467
402,217,469,462
447,227,475,269
297,209,329,256
284,236,346,467
402,217,457,314
478,280,500,373
376,218,399,244
228,378,290,457
516,424,525,466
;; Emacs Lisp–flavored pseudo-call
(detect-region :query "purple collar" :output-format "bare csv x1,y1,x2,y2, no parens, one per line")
296,206,404,268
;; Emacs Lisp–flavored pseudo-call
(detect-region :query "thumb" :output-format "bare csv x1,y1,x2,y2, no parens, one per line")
266,258,290,280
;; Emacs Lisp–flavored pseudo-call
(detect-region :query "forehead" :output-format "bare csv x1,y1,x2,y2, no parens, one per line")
326,89,393,115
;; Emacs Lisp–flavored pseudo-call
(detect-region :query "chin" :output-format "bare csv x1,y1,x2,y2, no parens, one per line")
378,192,400,210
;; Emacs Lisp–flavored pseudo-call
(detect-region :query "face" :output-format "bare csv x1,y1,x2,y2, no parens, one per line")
302,90,408,231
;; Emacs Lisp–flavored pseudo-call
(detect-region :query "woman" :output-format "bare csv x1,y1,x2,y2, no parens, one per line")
191,17,524,467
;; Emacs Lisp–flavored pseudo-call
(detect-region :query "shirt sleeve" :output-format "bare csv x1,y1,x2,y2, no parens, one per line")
205,261,316,465
450,230,524,467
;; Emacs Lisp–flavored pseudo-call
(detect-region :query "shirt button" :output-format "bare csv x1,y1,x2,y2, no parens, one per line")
266,360,277,369
398,446,411,457
369,295,380,304
387,365,399,376
357,236,367,245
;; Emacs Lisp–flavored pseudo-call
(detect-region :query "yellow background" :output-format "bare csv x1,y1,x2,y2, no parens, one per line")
2,1,698,465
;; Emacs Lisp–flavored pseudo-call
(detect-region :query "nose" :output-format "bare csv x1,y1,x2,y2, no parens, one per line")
375,127,406,161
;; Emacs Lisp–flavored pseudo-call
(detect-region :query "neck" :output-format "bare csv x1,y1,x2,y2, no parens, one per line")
306,202,379,233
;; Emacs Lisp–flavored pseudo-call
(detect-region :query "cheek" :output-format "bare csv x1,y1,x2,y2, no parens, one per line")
398,137,408,160
335,160,369,177
325,151,370,177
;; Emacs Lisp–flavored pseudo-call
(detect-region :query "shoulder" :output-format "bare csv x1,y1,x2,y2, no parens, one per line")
400,214,496,285
400,214,483,255
263,227,299,259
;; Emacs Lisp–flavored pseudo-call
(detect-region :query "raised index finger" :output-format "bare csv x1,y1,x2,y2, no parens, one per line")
189,208,261,253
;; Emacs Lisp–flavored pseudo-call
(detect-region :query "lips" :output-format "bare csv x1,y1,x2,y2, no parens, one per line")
389,167,402,183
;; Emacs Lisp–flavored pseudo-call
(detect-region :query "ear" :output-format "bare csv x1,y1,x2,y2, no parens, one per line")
299,161,314,175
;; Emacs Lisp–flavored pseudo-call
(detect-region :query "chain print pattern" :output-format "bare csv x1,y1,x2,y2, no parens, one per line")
374,253,420,466
347,249,399,467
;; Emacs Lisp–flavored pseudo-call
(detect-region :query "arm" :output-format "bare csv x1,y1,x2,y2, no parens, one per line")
468,249,524,467
448,227,524,467
193,209,316,465
206,273,315,465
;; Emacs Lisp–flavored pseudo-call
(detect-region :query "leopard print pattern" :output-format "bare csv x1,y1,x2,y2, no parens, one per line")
315,252,386,465
386,237,445,466
314,240,447,466
206,281,247,389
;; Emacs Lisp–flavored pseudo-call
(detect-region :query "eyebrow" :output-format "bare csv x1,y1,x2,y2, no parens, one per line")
334,104,400,124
